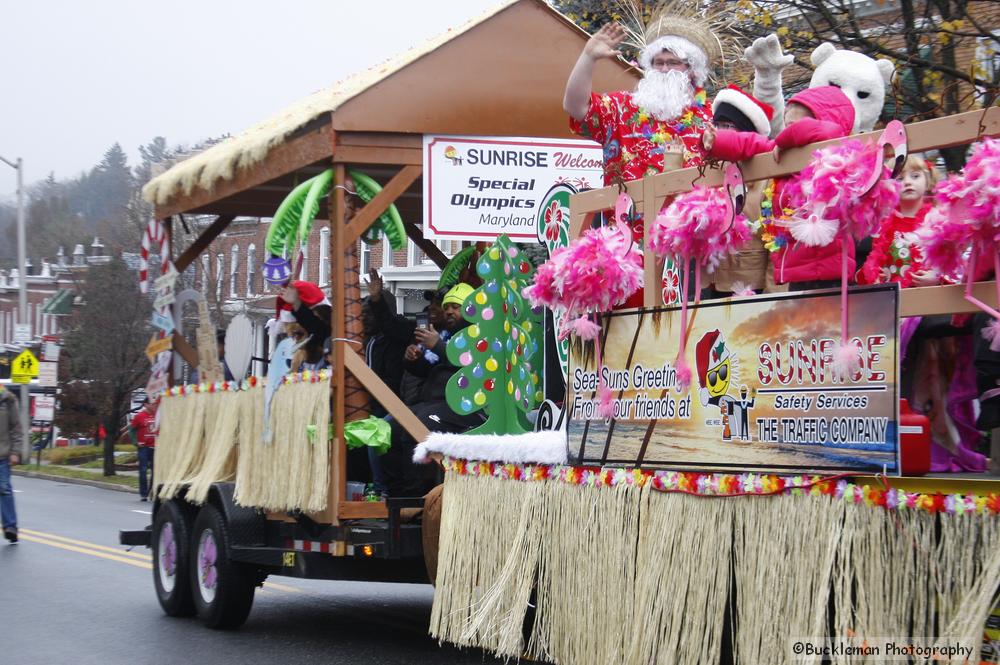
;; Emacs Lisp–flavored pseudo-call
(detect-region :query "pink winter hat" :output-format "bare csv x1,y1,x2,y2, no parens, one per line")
788,86,856,136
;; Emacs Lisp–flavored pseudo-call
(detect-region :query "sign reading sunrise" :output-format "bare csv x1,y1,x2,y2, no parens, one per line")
567,285,900,474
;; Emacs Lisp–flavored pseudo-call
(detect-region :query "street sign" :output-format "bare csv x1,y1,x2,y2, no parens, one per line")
11,349,39,384
145,335,173,362
152,310,175,334
42,342,61,361
33,395,55,422
37,361,58,387
13,324,31,345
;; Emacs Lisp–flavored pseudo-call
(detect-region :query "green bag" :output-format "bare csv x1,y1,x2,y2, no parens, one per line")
342,417,391,456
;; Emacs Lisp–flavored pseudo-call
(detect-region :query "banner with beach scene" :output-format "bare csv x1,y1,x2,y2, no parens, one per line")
567,285,900,474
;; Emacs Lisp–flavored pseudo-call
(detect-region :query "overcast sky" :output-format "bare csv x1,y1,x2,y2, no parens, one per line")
0,0,505,199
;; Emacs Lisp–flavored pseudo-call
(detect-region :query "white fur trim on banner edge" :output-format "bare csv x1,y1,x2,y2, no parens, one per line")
413,430,568,465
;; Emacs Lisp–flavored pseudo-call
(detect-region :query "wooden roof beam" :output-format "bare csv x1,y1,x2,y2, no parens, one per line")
174,215,236,272
342,165,422,245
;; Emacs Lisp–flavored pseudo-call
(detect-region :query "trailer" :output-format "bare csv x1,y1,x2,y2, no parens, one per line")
119,0,637,630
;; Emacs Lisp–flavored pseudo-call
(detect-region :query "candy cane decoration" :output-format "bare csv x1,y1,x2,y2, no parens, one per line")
140,218,171,294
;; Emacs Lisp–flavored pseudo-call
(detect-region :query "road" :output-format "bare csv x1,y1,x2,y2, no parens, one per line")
2,476,501,665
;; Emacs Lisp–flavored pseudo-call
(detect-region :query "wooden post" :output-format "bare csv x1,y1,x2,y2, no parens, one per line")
325,164,348,525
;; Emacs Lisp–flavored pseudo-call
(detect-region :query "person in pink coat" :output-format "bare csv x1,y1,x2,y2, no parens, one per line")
702,86,857,290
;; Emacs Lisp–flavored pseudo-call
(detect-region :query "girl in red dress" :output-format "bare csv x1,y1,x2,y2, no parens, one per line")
857,156,940,287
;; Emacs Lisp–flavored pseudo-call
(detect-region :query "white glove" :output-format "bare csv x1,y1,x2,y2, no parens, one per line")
744,34,794,136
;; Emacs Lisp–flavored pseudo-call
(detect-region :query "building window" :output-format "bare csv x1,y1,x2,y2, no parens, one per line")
359,240,372,276
216,253,224,301
976,33,1000,99
382,237,393,269
200,255,210,292
230,245,239,298
319,228,330,286
247,244,256,296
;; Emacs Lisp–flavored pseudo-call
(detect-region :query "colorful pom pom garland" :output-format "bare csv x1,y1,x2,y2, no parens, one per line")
440,457,1000,517
160,370,331,400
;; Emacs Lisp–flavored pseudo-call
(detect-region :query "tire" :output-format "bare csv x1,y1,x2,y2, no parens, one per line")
190,504,256,630
151,500,195,617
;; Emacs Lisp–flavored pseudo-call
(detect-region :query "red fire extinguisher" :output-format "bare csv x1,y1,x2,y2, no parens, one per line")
898,399,930,476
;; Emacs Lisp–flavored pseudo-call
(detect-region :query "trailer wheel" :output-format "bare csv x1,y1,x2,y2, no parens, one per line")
190,504,256,629
152,500,195,617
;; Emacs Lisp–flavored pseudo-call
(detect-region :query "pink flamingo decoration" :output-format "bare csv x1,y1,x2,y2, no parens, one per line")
862,119,908,195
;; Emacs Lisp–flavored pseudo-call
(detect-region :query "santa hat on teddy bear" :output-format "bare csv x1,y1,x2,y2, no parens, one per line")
712,85,773,136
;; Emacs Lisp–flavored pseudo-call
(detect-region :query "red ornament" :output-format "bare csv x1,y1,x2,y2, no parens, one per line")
505,361,512,372
476,339,488,352
502,302,508,313
484,378,496,391
519,261,530,274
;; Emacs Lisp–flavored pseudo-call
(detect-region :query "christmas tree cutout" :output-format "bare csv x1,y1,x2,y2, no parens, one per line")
446,235,541,435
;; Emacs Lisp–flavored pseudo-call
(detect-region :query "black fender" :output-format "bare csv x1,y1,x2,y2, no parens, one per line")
205,482,267,548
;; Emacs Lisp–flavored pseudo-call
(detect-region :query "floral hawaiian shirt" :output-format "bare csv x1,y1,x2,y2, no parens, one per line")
569,89,712,186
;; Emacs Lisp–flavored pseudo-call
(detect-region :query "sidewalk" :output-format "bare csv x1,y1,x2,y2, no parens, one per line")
13,452,141,494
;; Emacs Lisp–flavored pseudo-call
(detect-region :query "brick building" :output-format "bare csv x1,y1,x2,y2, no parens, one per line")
0,239,109,350
188,215,462,373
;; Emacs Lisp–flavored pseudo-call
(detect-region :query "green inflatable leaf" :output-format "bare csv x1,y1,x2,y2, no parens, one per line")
437,245,478,290
349,170,407,251
265,177,316,256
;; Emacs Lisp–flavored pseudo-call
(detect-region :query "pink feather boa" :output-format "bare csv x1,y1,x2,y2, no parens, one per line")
524,224,643,319
919,138,1000,279
647,186,752,271
782,139,900,246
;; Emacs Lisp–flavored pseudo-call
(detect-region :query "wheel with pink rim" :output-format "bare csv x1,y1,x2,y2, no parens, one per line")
152,500,195,616
190,504,256,629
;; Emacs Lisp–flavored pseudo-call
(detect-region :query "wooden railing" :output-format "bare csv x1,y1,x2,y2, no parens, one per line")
568,107,1000,315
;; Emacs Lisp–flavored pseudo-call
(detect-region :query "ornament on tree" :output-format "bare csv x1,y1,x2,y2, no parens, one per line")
446,235,541,435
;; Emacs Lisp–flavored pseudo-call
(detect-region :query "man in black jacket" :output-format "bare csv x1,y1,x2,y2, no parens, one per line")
381,282,484,496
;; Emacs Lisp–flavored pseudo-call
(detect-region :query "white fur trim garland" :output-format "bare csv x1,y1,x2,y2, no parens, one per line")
413,430,568,466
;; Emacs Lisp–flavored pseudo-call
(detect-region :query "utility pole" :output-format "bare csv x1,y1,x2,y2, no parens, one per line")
0,154,30,459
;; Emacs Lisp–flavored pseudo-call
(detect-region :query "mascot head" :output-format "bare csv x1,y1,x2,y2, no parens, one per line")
809,42,894,134
696,329,732,406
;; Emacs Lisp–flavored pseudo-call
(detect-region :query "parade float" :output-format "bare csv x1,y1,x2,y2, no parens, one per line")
118,0,1000,660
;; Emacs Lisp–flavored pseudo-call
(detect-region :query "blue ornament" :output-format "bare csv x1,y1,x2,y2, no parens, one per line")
263,256,292,285
472,364,484,378
453,336,467,349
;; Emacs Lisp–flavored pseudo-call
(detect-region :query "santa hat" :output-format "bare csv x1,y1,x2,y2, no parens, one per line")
712,85,774,136
695,329,730,404
293,281,330,308
275,280,330,319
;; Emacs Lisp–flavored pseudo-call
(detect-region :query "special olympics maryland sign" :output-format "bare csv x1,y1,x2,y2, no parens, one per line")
568,285,900,474
422,135,603,242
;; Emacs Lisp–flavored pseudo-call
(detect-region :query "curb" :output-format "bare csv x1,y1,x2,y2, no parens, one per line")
13,469,138,494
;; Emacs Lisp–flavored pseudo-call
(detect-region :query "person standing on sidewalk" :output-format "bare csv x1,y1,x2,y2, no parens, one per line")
130,399,158,501
0,385,25,543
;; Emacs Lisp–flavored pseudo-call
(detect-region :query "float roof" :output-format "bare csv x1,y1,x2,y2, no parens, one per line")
143,0,639,218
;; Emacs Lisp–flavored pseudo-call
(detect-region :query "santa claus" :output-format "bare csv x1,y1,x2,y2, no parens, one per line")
563,11,721,186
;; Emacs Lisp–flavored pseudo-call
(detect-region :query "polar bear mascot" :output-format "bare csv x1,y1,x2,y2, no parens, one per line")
745,34,895,136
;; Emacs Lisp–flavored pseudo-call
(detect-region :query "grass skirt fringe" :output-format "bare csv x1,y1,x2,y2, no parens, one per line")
234,378,330,513
432,474,1000,665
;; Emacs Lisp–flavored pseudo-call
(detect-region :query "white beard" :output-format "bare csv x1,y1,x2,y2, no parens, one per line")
631,70,695,122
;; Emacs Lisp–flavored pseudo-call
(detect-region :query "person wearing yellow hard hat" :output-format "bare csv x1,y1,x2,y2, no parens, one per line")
380,282,484,497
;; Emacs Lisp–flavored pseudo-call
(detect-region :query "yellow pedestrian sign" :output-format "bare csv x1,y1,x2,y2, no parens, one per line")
11,349,39,384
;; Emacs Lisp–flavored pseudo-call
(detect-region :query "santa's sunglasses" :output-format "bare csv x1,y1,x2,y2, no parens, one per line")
708,364,728,387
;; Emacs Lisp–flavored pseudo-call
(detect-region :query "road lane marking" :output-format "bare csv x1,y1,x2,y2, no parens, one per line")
262,580,304,593
20,528,152,561
132,510,152,515
19,533,152,570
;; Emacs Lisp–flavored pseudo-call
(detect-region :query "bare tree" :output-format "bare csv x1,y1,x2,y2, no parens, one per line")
61,257,151,475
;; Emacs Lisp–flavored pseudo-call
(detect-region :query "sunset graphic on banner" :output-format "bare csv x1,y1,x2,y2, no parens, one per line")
567,286,899,474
